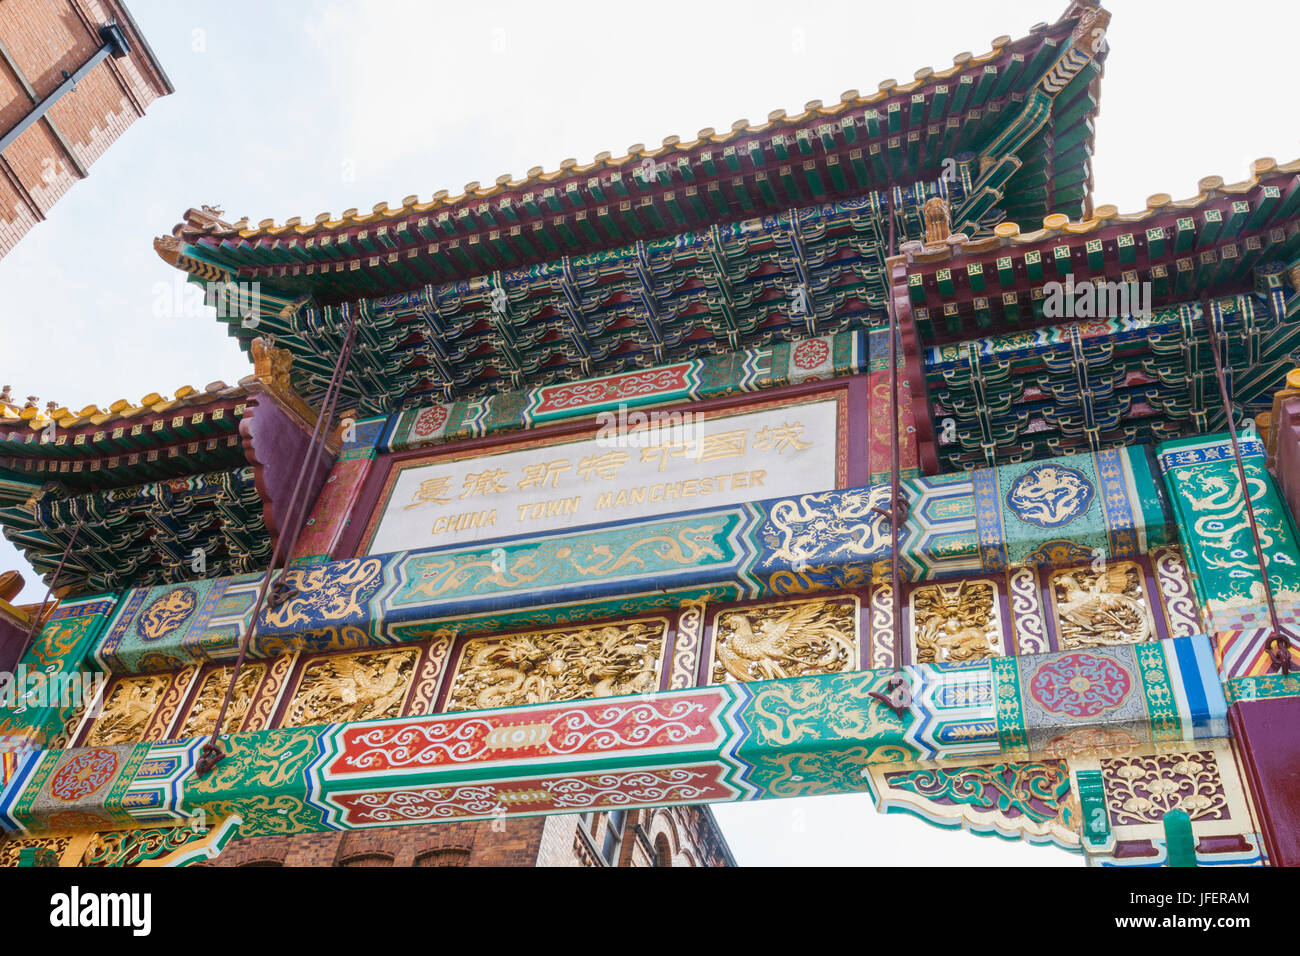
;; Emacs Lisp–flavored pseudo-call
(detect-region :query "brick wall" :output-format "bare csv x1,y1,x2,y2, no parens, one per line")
204,807,733,867
207,820,547,868
0,0,172,256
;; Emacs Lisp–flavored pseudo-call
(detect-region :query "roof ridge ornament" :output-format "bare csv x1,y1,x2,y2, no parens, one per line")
923,197,951,245
248,336,329,441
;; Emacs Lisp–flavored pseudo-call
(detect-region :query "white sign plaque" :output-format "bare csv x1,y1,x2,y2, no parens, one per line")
364,397,842,555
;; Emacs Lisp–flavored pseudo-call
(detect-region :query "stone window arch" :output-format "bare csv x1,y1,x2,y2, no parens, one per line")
653,833,673,867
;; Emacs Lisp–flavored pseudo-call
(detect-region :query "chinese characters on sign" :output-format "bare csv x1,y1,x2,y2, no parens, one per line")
366,399,841,554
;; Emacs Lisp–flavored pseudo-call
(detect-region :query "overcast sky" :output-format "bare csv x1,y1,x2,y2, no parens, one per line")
1,0,1292,865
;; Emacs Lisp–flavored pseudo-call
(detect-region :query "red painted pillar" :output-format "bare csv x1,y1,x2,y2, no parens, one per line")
1230,697,1300,866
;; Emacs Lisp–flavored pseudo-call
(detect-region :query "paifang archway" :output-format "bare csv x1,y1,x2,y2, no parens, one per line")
3,1,1298,867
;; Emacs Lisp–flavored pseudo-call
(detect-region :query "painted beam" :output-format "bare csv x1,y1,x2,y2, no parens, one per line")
384,331,869,455
1157,433,1300,673
0,634,1225,839
87,445,1167,673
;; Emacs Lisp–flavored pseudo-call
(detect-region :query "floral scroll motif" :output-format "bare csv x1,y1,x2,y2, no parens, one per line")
1150,547,1203,637
0,837,71,868
884,761,1071,824
1008,567,1048,654
1100,751,1228,825
870,584,894,668
80,826,207,867
1027,652,1132,719
669,601,705,690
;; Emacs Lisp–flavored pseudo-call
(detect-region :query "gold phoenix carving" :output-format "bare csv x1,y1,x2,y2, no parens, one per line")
283,648,418,727
181,665,267,737
1051,562,1151,648
710,597,857,683
446,620,667,711
910,580,1001,663
84,675,172,746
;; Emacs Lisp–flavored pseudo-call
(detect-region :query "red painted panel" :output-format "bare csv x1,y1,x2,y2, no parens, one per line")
1230,698,1300,866
324,689,731,777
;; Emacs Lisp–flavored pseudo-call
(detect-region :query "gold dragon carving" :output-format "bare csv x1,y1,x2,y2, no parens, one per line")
136,588,198,641
83,675,172,746
910,580,1001,664
710,598,857,683
447,621,666,711
1051,563,1152,648
282,648,418,727
180,665,267,737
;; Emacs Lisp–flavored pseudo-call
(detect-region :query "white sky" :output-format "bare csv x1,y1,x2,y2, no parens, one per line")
1,0,1293,865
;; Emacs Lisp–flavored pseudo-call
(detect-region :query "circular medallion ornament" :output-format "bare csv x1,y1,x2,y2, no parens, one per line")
51,749,118,802
1028,652,1132,718
1005,463,1094,528
412,405,449,438
135,586,198,643
792,339,830,370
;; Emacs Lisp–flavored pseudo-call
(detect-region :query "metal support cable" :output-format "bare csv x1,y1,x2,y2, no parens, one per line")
869,195,912,714
15,524,81,666
197,317,360,774
1203,300,1293,674
887,201,903,674
271,329,360,590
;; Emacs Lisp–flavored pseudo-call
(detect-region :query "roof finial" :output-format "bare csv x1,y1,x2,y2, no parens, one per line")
923,197,951,245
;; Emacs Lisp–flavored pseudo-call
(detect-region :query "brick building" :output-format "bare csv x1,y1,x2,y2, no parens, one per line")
205,808,735,868
0,0,171,257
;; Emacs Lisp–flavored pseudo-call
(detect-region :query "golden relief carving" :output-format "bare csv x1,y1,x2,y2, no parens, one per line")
1051,562,1152,648
283,649,418,727
446,620,667,711
180,665,267,737
0,836,71,868
84,675,172,746
910,580,1001,664
1101,751,1228,826
710,597,858,683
